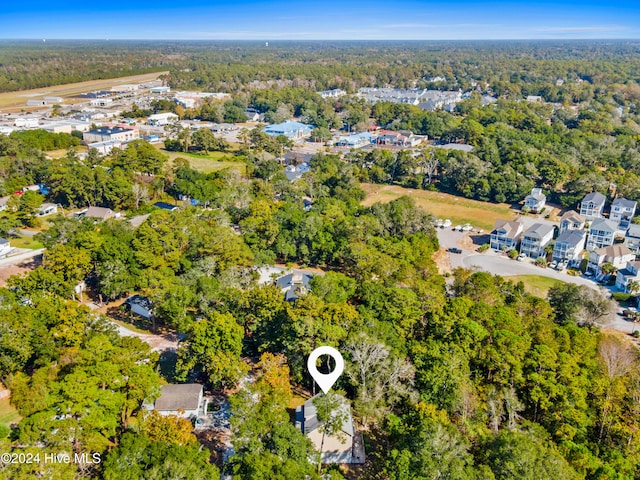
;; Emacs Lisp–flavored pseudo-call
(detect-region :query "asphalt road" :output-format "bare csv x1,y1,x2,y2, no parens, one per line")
462,251,600,290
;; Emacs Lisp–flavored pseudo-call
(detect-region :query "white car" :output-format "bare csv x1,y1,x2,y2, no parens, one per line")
462,224,473,231
517,253,526,261
454,225,463,231
548,261,558,269
442,219,452,228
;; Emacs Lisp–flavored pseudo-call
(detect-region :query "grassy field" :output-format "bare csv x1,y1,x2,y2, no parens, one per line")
156,145,246,174
360,183,516,231
0,397,21,427
10,235,44,250
0,71,168,110
504,274,565,297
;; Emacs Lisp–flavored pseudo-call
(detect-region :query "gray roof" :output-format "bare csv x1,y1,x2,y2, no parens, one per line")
523,222,554,238
276,270,314,301
589,218,618,232
555,230,585,247
612,197,637,209
298,394,354,437
85,206,115,220
627,224,640,238
582,192,606,205
154,384,202,412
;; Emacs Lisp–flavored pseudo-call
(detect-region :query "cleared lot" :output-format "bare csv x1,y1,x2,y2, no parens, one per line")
361,183,516,231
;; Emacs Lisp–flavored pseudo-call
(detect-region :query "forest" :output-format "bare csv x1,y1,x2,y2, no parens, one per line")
0,130,639,478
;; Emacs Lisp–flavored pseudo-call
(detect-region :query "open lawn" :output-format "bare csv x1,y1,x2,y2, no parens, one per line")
504,274,565,297
0,397,21,427
0,71,168,110
156,145,246,174
361,183,516,231
10,235,44,250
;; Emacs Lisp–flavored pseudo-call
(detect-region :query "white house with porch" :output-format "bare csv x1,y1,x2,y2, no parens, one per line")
490,219,524,251
616,261,640,293
587,244,635,276
580,192,606,220
519,223,555,259
523,188,546,213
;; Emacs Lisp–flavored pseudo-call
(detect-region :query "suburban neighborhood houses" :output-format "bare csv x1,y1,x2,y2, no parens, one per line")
2,39,640,480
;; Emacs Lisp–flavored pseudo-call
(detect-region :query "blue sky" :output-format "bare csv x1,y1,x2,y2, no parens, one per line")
1,0,639,40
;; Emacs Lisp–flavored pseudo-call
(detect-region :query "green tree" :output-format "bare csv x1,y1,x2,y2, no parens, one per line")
176,311,247,388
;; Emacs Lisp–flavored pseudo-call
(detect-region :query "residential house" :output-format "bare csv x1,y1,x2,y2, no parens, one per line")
588,244,635,275
519,223,555,259
523,188,546,213
610,197,637,230
148,112,179,126
587,218,618,250
264,120,314,139
244,109,262,122
37,203,58,217
152,384,205,419
295,394,364,465
83,126,139,143
616,260,640,293
626,224,640,253
552,230,586,264
124,295,153,320
490,219,524,251
84,206,117,221
579,192,606,220
0,196,9,212
275,270,314,301
284,162,311,182
559,210,586,234
0,238,10,257
374,130,420,147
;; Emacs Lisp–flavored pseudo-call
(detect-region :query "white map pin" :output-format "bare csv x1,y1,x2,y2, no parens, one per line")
307,346,344,394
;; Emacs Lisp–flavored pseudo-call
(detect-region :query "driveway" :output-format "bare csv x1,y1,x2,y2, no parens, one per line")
0,248,45,268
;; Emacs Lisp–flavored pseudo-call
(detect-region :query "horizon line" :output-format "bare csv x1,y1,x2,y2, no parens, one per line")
2,37,640,42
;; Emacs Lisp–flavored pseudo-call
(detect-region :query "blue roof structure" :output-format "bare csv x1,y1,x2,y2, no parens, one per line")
153,202,179,211
264,120,313,139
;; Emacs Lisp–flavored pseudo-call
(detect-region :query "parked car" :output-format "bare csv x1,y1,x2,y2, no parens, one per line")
448,247,463,254
442,219,452,228
517,253,526,261
462,224,473,231
548,261,558,269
